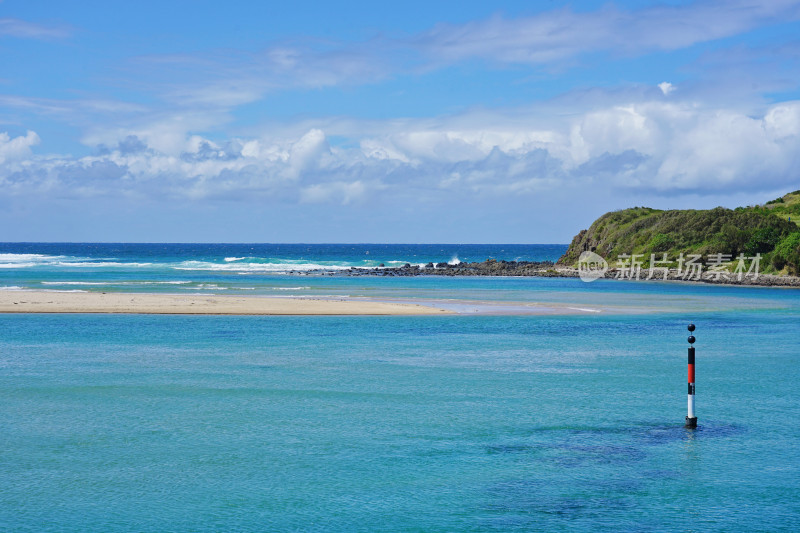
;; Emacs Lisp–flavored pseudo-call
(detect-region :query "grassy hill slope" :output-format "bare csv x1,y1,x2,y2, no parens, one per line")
558,190,800,274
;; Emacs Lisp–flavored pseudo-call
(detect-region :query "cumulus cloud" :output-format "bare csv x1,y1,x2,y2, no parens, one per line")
0,130,39,163
1,127,339,200
82,109,230,156
2,0,797,170
288,129,330,178
571,100,800,191
3,97,800,202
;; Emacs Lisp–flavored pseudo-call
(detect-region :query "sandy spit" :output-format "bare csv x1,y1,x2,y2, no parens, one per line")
0,291,453,316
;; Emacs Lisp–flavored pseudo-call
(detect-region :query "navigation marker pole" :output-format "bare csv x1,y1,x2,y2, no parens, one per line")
685,324,697,429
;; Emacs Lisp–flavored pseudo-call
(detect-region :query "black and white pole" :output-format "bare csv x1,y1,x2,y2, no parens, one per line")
685,323,697,429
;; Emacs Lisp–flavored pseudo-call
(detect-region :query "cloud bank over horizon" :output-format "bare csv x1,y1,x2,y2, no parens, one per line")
4,99,799,200
2,0,800,241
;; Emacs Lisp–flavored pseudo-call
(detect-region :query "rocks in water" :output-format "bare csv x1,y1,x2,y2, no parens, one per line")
282,258,800,287
340,259,558,277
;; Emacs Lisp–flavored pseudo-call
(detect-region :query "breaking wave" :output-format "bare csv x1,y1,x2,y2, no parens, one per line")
0,252,465,275
40,281,192,286
172,260,354,272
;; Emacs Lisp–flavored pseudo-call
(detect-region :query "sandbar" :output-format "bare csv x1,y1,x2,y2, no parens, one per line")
0,291,453,316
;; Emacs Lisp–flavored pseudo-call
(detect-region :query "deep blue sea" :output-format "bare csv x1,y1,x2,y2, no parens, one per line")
2,244,799,531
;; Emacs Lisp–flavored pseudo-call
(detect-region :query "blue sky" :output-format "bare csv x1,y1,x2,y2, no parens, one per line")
2,0,800,242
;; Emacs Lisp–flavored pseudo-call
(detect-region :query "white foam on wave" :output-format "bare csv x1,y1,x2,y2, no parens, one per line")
41,281,110,286
0,254,61,268
0,253,55,262
270,294,350,299
0,252,165,270
273,286,312,290
0,252,433,275
0,286,87,293
173,260,351,272
448,255,461,265
41,280,192,286
182,284,227,290
0,253,101,268
0,263,37,268
55,261,154,268
377,260,426,269
40,289,88,293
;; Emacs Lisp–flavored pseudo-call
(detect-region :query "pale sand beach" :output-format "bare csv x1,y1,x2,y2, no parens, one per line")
0,291,624,316
0,291,453,316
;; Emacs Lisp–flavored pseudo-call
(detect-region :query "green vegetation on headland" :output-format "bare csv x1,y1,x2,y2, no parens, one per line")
558,190,800,275
290,191,800,285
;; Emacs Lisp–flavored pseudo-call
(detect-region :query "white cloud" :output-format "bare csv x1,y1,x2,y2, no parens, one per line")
2,0,796,171
417,1,800,65
654,103,800,190
288,129,330,178
82,110,230,156
300,180,369,205
0,130,39,163
83,0,800,114
3,98,800,203
658,82,675,95
567,100,800,191
130,39,396,110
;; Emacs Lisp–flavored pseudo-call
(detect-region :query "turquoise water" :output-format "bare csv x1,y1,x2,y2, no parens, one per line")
0,243,566,301
1,244,800,530
0,243,566,291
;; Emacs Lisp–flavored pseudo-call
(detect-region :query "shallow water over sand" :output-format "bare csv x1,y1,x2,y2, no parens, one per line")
2,302,799,531
1,243,799,530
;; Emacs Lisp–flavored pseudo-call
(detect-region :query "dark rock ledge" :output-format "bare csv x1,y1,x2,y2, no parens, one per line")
284,258,800,287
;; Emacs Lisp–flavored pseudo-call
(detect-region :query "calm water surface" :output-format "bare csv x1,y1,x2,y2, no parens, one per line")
1,244,799,531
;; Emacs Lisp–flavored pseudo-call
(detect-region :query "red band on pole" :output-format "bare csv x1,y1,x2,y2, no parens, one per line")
688,364,695,384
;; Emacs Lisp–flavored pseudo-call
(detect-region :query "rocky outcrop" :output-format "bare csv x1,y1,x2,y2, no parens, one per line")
285,259,800,287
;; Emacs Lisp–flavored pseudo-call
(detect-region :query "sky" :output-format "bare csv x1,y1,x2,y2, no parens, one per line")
2,0,800,243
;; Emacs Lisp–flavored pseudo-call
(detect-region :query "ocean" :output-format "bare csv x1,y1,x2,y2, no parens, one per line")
1,243,799,531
